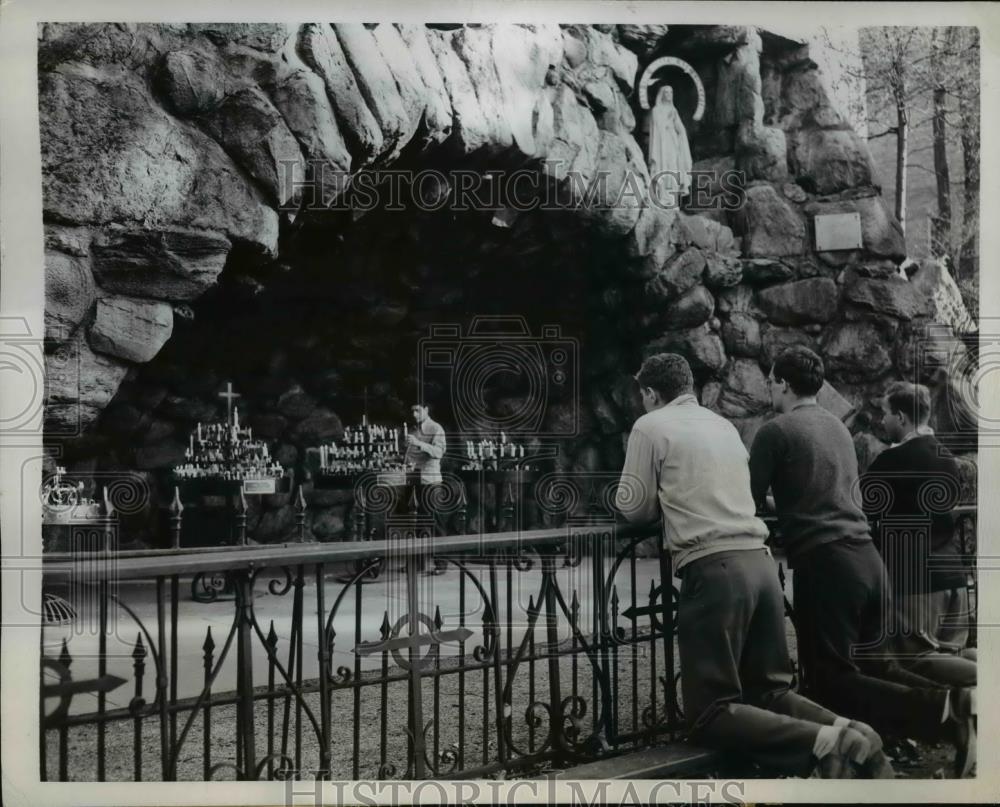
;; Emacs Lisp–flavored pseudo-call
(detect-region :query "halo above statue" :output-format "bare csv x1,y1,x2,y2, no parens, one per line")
636,56,706,121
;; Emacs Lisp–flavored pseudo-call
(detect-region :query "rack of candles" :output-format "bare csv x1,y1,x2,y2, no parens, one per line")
461,432,533,471
317,416,407,477
172,406,286,482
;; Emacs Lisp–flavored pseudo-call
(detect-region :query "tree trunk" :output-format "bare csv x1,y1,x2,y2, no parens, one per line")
930,28,952,262
958,49,980,283
894,98,908,235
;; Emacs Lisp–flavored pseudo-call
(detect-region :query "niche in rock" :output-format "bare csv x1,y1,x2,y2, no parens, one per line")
67,187,662,546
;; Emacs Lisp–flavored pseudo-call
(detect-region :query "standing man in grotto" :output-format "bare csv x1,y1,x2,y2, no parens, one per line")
405,401,447,487
403,401,448,572
749,346,975,777
616,352,893,778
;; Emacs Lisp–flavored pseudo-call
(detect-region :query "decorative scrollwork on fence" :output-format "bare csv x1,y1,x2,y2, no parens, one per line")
191,571,230,604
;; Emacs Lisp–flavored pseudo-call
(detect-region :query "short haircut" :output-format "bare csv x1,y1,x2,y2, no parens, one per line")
636,353,693,402
885,381,931,424
772,346,825,396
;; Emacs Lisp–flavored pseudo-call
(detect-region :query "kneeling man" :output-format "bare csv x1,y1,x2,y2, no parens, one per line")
616,353,890,778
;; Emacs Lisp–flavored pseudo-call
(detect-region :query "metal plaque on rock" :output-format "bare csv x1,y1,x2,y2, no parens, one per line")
814,212,863,252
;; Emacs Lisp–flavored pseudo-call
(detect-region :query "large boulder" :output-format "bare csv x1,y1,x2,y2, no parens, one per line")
759,325,818,368
909,260,977,334
426,27,493,156
187,23,290,51
625,204,678,278
741,258,795,285
572,26,637,93
492,24,563,157
844,275,930,321
643,248,706,303
45,246,96,343
334,23,417,162
91,227,232,302
297,23,384,164
542,85,601,194
678,214,740,256
703,254,743,289
661,285,715,329
817,379,854,420
395,24,453,147
448,26,514,154
736,122,788,183
717,284,765,318
269,66,353,202
821,321,893,381
644,324,726,372
739,183,806,257
372,24,430,138
615,24,670,58
756,277,839,325
45,336,131,432
88,296,174,363
722,313,762,358
717,359,771,417
788,127,875,194
200,86,307,208
156,49,226,116
581,131,645,236
39,65,278,255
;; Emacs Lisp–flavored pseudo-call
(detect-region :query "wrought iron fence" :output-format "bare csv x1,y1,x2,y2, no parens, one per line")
40,505,700,782
38,476,977,782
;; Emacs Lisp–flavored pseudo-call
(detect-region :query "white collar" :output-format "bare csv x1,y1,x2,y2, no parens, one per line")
895,425,934,446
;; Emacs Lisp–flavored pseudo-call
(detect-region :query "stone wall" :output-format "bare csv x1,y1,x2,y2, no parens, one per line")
40,23,976,545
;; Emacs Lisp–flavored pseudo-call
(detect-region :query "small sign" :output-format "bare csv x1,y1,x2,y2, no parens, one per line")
243,478,276,495
814,212,863,252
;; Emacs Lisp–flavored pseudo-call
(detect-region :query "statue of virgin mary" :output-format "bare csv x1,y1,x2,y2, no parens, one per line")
647,84,693,208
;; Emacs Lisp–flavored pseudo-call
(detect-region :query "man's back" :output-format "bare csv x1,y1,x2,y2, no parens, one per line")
618,394,769,571
749,403,870,561
865,434,966,594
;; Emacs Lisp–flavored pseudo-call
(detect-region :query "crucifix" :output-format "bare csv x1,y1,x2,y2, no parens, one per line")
218,382,241,427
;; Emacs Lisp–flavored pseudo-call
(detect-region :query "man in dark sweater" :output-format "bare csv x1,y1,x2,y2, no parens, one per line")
864,381,977,680
619,353,893,778
749,347,975,776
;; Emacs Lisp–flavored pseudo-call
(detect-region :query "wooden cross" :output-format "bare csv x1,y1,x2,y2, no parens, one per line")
218,382,241,426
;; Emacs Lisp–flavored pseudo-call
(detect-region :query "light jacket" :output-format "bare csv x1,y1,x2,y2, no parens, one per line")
616,394,769,573
405,418,446,484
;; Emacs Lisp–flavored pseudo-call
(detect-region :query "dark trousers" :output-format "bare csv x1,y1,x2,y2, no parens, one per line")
792,538,951,742
678,548,839,776
893,590,977,687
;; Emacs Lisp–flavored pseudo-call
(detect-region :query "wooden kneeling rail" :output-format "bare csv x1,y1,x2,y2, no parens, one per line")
552,743,723,780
